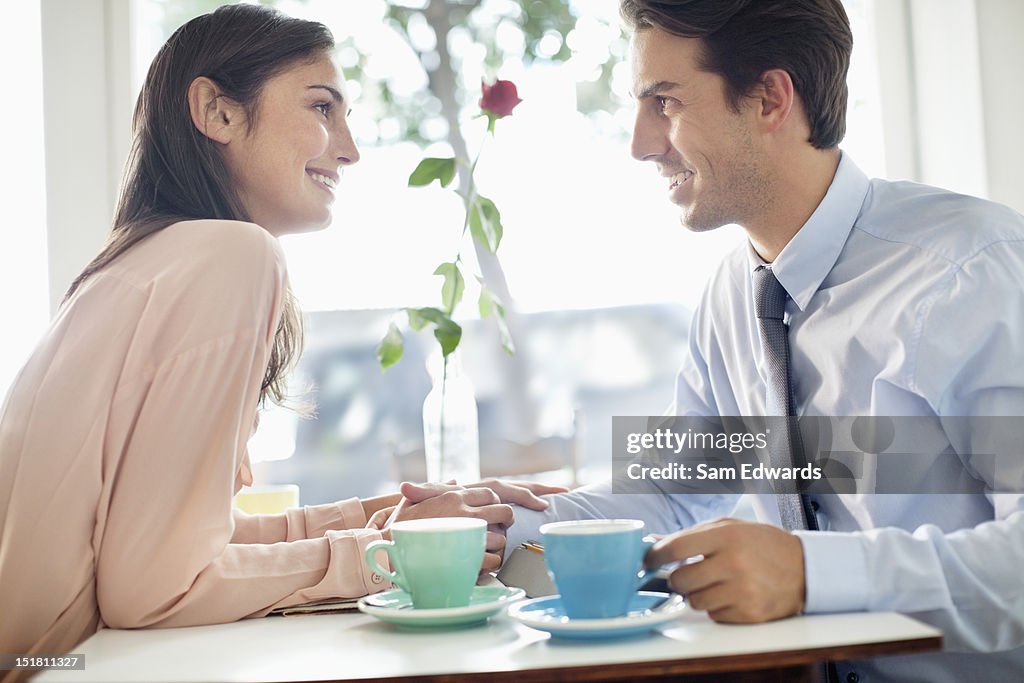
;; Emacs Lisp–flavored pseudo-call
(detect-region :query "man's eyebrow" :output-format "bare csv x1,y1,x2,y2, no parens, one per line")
633,80,682,100
307,84,344,103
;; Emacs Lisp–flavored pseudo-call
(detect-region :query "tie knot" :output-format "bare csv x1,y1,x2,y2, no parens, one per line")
752,266,788,320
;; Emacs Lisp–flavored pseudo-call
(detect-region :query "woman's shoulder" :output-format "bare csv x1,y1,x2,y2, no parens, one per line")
116,219,286,288
160,219,283,264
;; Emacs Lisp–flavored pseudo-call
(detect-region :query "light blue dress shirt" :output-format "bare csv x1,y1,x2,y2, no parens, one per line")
506,153,1024,681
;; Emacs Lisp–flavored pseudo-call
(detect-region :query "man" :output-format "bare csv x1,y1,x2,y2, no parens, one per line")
506,1,1024,680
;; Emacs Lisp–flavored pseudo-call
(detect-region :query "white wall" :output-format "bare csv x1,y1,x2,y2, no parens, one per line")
875,0,1023,213
975,0,1024,213
40,0,133,314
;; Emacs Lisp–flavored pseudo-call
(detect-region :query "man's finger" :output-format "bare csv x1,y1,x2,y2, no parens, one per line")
683,582,733,615
510,481,570,496
464,481,544,510
646,527,719,568
666,556,721,595
461,487,502,507
399,481,458,503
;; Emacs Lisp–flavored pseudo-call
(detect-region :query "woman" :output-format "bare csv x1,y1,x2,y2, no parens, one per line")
0,4,559,666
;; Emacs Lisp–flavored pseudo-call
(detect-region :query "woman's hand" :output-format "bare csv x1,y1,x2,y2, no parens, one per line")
368,482,517,573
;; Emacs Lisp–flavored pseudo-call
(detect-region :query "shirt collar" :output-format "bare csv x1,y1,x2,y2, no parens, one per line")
745,152,870,311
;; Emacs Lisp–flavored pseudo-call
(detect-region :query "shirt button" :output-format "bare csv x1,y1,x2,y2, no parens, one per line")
846,673,860,683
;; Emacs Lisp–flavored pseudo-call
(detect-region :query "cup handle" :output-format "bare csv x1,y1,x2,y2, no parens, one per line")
364,540,406,591
634,537,658,591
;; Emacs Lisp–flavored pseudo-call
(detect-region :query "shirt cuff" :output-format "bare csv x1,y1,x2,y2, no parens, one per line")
504,505,553,561
794,530,869,613
287,497,366,540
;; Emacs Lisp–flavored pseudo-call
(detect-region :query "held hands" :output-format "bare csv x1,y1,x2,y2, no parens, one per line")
367,480,567,573
645,518,806,623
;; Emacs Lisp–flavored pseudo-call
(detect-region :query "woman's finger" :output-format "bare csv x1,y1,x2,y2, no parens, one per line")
366,505,396,530
486,530,507,554
481,551,503,574
471,503,515,527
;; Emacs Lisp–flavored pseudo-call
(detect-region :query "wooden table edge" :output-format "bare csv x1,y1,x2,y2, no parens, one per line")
287,633,944,683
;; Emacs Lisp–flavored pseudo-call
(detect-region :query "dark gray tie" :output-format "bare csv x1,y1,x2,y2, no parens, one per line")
752,266,818,531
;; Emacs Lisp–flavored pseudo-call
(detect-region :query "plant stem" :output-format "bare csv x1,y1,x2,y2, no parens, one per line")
439,352,449,475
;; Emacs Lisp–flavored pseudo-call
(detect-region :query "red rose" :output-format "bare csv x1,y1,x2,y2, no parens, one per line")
479,79,522,118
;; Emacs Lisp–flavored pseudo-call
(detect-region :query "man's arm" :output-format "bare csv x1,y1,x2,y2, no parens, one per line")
505,478,738,559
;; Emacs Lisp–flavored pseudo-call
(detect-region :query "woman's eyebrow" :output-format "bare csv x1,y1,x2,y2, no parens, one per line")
306,84,344,103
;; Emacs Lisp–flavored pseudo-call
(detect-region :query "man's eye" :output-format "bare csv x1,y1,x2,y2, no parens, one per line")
656,96,669,111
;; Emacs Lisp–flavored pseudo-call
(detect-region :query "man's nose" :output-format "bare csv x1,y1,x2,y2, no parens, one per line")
630,108,667,163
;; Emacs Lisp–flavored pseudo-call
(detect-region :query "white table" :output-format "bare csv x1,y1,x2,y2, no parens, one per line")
37,608,940,682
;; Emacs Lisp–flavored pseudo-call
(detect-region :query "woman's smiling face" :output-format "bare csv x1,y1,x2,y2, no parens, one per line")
222,52,360,236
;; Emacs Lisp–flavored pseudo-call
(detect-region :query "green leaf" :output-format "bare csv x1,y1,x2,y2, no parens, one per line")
468,194,503,253
478,285,495,318
433,317,463,357
405,307,463,357
406,306,445,331
434,262,465,314
478,284,515,355
376,322,405,369
408,157,457,187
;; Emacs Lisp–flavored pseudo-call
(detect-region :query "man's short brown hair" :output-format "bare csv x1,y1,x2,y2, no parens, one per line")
621,0,852,149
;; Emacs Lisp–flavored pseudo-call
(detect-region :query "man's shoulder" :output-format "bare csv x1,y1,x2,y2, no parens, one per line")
857,178,1024,264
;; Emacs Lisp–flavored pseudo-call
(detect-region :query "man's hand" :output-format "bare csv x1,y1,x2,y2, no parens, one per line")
645,518,806,623
464,478,568,511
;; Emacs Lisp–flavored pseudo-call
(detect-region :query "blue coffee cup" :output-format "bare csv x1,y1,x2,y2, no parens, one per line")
539,519,654,619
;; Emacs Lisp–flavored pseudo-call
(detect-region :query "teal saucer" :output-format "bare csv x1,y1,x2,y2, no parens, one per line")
357,585,525,628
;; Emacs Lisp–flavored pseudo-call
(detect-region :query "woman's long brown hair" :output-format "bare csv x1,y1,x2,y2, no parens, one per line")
64,4,335,406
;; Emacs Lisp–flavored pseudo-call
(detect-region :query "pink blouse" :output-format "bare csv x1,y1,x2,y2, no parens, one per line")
0,221,387,671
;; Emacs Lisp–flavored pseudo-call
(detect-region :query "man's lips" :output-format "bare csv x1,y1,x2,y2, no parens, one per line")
667,170,695,191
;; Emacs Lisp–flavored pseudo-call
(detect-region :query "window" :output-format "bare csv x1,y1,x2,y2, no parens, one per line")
0,2,48,400
123,0,892,502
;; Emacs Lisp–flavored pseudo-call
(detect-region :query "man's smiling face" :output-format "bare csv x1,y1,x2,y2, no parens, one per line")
629,27,771,233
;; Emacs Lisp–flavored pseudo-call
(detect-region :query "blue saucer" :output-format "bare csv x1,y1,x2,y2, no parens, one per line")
507,591,685,639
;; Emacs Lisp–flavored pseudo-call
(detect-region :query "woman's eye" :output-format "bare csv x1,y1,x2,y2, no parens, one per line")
314,102,333,117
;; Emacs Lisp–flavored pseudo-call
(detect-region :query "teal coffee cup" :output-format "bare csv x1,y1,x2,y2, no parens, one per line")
364,517,486,609
540,519,654,619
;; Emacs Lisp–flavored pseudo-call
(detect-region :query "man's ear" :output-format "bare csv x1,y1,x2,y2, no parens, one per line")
187,76,244,144
754,69,795,135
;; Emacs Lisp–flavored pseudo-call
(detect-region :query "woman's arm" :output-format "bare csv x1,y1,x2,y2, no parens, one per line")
230,497,390,544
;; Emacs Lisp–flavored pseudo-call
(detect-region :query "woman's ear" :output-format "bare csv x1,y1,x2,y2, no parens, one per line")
187,76,243,144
